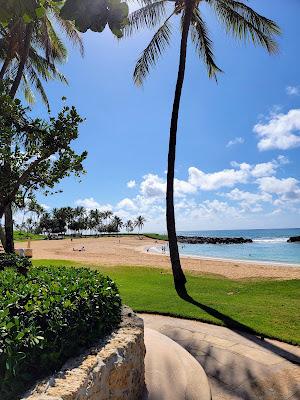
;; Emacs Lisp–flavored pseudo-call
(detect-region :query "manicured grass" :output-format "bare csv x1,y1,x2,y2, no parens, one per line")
14,230,46,241
32,260,300,345
143,233,168,241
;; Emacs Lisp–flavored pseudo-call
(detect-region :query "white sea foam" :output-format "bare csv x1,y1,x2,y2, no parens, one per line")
253,237,288,243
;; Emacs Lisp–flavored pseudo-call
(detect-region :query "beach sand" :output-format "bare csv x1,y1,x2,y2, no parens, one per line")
18,236,300,280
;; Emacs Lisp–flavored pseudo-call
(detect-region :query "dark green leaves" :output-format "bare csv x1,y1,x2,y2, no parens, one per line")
60,0,129,37
206,0,280,54
190,9,222,80
0,85,87,219
0,266,122,400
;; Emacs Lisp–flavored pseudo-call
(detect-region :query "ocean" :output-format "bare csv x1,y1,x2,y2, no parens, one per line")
171,228,300,265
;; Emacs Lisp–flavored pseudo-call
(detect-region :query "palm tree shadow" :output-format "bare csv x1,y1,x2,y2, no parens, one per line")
175,285,300,365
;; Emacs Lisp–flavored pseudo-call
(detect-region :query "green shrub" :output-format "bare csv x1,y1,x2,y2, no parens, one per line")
0,253,31,275
0,266,122,400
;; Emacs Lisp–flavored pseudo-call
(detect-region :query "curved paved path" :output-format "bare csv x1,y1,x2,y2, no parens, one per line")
141,314,300,400
144,328,211,399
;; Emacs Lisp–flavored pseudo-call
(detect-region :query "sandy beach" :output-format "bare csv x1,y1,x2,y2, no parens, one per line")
17,236,300,280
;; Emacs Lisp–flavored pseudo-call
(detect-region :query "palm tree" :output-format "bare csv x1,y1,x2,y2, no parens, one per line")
0,8,83,107
126,0,279,291
111,216,124,232
134,215,146,237
0,6,83,253
103,210,113,231
125,219,134,233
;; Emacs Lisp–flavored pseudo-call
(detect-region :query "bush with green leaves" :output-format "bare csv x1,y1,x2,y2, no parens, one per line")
0,253,31,275
0,266,122,399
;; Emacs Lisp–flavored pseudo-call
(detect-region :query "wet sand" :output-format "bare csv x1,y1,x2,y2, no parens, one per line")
17,236,300,280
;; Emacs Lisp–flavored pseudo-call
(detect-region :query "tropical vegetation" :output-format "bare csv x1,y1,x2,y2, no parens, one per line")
34,260,300,346
0,264,121,400
0,87,87,252
33,207,146,237
126,0,280,291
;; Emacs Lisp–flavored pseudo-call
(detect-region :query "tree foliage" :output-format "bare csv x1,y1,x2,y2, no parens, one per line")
0,0,129,38
0,85,87,222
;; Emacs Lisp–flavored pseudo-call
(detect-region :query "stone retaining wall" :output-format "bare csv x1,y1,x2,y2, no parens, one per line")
22,307,146,400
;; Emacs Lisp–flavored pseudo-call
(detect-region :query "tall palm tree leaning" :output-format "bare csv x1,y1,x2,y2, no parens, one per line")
0,6,83,253
125,0,280,292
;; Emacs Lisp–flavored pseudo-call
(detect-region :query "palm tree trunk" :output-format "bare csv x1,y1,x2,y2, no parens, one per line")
4,206,14,253
3,23,34,253
166,1,194,292
9,22,33,97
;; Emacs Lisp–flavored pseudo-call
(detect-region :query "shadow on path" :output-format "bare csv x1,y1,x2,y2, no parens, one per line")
175,285,300,366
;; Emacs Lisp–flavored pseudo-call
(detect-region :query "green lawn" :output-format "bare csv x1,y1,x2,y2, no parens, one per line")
14,231,46,241
33,260,300,345
143,233,168,241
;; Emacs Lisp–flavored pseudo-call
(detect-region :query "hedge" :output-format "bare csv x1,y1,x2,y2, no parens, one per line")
0,266,122,399
0,253,31,275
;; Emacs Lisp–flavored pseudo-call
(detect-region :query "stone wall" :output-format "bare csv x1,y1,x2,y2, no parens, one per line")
22,307,146,400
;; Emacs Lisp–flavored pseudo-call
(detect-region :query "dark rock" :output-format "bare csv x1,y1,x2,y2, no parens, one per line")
287,236,300,243
177,236,253,245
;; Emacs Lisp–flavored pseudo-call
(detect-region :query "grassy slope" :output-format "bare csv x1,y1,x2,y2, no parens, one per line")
14,231,46,241
33,260,300,345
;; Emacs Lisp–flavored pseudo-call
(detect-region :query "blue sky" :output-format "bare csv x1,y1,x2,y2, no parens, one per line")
31,0,300,231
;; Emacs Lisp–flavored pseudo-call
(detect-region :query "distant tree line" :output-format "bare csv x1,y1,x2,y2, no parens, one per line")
19,206,146,237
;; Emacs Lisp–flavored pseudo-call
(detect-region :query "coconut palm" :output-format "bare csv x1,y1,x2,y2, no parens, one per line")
134,215,146,237
111,216,123,232
126,0,280,291
102,210,113,230
125,219,134,233
0,6,84,253
0,7,83,107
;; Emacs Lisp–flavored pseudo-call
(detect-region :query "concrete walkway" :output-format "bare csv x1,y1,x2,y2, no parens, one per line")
141,314,300,400
144,328,211,400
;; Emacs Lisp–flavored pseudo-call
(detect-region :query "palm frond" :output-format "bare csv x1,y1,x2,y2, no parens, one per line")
190,9,222,80
26,65,50,111
54,14,84,57
206,0,280,53
134,14,173,86
28,48,68,85
22,74,35,105
124,0,168,36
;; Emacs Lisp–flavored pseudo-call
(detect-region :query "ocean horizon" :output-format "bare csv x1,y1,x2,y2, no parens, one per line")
158,228,300,265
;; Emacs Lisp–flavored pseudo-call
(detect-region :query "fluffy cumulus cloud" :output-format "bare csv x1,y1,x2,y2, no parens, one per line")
225,188,272,205
127,180,136,189
226,137,245,148
117,198,137,211
254,109,300,151
72,153,299,230
188,166,249,191
257,177,300,199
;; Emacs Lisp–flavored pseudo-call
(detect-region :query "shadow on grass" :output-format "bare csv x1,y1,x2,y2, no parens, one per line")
176,285,300,366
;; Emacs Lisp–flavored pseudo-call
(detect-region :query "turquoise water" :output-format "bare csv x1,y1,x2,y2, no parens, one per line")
174,229,300,265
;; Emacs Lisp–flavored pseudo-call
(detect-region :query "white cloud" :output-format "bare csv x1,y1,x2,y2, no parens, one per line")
225,188,272,205
75,197,112,211
140,174,166,199
257,177,300,204
117,198,137,211
257,177,299,195
254,109,300,151
188,166,249,191
127,180,136,189
226,137,245,148
251,161,277,178
286,86,300,96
